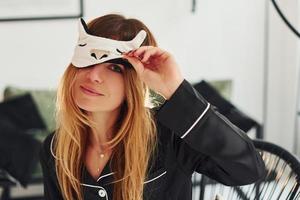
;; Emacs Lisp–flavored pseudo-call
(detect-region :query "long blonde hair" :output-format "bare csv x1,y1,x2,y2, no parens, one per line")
53,14,158,200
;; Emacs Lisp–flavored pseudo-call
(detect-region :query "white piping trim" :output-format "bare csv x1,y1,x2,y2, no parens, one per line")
97,172,115,182
144,171,167,184
50,135,59,159
81,183,103,189
80,184,109,200
81,171,166,190
180,103,211,139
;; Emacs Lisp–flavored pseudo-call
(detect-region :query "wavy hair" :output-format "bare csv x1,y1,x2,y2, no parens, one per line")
53,14,158,200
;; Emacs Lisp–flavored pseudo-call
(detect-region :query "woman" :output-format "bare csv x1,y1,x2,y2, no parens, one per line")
40,14,266,200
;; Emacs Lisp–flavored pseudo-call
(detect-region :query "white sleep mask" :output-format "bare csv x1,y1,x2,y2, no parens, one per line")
71,18,147,68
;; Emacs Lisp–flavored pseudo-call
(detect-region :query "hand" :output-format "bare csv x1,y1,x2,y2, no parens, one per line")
123,46,184,100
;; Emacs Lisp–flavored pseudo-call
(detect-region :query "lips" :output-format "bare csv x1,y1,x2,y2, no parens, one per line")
80,85,104,96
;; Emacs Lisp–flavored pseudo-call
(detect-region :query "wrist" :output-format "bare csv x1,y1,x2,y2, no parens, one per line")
162,78,184,100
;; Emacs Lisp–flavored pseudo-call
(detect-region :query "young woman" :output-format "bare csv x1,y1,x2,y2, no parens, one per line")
39,14,266,200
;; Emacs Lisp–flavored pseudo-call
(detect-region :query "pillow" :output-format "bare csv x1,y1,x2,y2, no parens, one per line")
4,86,56,132
207,80,233,101
148,80,232,109
193,80,257,132
0,119,41,187
0,94,46,130
25,129,51,180
0,94,44,187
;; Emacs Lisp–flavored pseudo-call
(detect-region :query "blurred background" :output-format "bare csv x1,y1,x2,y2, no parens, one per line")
0,0,300,199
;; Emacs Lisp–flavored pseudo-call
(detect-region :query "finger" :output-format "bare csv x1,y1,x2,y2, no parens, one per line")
141,48,157,63
123,50,133,55
123,55,144,75
133,46,154,57
141,48,165,63
128,49,137,56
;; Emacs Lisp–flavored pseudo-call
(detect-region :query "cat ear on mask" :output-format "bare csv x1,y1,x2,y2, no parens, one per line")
127,30,147,48
78,18,90,39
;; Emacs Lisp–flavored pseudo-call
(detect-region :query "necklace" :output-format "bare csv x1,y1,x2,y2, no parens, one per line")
96,149,106,159
94,147,111,172
97,154,104,172
87,130,114,173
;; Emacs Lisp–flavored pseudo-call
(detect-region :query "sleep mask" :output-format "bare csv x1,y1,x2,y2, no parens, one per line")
71,18,147,68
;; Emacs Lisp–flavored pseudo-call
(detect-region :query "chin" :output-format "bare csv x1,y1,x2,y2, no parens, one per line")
76,102,119,113
74,96,123,113
76,103,101,112
74,98,95,111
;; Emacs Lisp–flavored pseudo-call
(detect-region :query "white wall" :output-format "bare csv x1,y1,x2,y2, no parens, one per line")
3,0,300,152
0,0,265,121
86,0,267,125
265,0,300,152
0,20,75,98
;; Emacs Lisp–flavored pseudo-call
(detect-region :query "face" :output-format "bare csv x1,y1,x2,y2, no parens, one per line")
72,62,126,113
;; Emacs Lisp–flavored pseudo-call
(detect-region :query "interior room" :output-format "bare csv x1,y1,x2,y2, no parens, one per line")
0,0,300,199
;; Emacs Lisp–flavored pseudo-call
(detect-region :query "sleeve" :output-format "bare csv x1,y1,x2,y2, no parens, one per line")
39,134,64,200
155,79,266,186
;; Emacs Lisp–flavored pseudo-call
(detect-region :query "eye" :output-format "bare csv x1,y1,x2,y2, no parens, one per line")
109,64,123,73
79,43,87,47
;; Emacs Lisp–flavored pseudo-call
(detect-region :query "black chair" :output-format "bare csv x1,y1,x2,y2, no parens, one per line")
192,139,300,200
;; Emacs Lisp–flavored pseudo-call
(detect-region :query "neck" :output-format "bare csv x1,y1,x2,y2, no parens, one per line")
87,108,121,149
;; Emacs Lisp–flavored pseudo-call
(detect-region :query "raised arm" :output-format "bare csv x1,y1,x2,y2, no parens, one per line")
155,80,266,185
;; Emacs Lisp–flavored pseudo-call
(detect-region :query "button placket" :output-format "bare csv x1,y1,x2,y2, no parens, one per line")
81,169,114,199
98,187,107,198
97,186,108,200
81,184,109,200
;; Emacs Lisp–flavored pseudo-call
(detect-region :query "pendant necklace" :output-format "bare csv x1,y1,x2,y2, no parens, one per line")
98,150,105,159
95,147,109,172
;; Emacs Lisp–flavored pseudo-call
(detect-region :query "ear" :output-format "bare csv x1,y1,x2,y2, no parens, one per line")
78,18,90,39
130,30,147,48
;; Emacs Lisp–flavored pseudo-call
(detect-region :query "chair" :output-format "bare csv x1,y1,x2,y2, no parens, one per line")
192,139,300,200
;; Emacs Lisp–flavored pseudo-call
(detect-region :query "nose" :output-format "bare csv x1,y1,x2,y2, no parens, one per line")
86,65,104,84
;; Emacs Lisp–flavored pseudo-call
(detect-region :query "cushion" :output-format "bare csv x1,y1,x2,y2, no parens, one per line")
0,94,46,130
4,86,56,132
193,80,257,132
0,94,44,187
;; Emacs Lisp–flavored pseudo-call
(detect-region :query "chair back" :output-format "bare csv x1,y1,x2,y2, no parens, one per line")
192,139,300,200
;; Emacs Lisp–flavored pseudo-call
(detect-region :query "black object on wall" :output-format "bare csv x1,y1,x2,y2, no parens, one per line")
0,0,83,22
192,0,196,13
271,0,300,39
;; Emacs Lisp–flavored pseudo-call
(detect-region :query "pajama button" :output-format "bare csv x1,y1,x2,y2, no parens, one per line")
98,189,106,197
